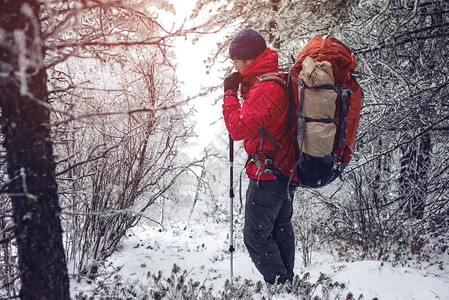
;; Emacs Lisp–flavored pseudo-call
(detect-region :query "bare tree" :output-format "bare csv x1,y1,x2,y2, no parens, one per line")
192,0,356,68
320,0,449,258
348,0,449,218
191,0,290,70
46,0,207,279
53,46,202,277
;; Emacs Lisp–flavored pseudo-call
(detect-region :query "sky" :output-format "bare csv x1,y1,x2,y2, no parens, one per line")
155,0,229,159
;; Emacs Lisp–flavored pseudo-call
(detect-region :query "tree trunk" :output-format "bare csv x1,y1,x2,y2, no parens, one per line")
268,0,281,49
399,134,430,219
414,133,431,218
0,1,70,299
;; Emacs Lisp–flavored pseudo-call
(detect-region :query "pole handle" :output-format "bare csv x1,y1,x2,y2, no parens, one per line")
229,135,234,198
229,135,234,163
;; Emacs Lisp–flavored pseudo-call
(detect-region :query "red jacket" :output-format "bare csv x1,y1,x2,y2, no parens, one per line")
223,48,298,181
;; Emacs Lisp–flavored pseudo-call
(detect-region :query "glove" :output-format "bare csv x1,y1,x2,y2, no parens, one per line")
224,72,242,93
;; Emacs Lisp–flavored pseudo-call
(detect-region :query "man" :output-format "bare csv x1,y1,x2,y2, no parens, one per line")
222,28,298,285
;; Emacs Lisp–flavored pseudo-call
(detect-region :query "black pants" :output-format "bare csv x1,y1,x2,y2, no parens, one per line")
244,178,295,285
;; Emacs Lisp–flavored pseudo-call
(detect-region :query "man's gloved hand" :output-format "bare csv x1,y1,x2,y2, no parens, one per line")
224,72,242,93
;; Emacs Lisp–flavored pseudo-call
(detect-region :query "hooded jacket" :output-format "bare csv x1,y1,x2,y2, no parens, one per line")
223,48,298,181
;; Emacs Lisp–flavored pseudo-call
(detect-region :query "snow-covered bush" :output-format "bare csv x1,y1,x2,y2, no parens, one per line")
72,263,355,300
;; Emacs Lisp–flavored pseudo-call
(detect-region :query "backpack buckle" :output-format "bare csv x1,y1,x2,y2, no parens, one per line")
263,158,274,174
264,158,273,166
252,155,275,175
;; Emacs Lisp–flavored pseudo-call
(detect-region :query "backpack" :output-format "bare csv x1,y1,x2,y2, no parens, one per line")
258,35,362,188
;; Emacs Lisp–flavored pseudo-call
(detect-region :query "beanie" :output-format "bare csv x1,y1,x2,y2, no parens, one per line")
229,29,267,60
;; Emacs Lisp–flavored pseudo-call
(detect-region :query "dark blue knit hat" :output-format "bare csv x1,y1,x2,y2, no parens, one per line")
229,29,267,60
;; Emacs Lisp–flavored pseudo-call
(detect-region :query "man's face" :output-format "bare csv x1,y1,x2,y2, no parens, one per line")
233,59,254,73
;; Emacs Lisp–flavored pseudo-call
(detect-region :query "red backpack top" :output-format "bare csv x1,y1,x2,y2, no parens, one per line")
291,35,362,166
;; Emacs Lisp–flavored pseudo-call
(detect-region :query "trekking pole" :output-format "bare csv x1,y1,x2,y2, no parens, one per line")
228,134,235,284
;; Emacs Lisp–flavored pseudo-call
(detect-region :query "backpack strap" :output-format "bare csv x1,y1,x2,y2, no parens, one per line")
296,79,306,141
257,73,288,89
250,125,279,175
331,84,351,147
251,73,298,181
259,125,279,152
337,85,349,147
258,72,298,139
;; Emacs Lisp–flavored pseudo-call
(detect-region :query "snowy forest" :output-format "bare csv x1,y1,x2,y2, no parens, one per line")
0,0,448,299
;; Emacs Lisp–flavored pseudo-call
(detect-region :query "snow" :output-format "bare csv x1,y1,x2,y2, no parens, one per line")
70,219,449,299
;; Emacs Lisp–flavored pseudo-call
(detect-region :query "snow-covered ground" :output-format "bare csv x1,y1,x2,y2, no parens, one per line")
71,219,449,299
